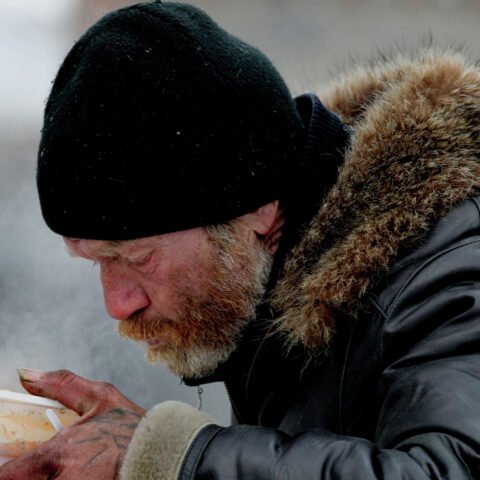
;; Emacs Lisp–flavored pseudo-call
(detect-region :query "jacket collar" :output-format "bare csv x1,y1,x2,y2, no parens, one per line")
272,50,480,352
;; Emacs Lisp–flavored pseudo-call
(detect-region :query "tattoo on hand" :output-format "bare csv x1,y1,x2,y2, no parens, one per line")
70,408,143,471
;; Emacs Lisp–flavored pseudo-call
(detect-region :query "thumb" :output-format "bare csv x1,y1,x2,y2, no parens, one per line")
17,368,106,416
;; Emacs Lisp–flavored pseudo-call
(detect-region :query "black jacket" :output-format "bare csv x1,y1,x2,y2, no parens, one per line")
190,196,480,479
120,50,480,480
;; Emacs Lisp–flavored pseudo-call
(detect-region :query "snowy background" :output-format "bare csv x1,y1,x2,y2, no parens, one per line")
1,0,480,425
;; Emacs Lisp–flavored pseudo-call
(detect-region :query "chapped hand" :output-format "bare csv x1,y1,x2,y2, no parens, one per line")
0,369,145,480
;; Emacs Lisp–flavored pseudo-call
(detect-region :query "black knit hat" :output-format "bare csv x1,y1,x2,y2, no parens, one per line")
37,1,304,240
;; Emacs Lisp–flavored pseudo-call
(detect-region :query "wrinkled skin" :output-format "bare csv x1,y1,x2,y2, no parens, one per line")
0,369,145,480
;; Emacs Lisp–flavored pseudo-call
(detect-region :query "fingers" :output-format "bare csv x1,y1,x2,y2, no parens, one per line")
0,372,145,480
0,447,58,480
17,369,123,416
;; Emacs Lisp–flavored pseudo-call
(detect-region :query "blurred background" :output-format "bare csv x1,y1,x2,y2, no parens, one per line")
1,0,480,425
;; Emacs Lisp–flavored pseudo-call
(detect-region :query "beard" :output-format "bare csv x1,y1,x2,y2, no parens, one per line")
118,222,273,379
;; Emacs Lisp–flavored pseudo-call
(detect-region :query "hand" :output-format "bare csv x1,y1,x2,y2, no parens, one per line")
0,369,145,479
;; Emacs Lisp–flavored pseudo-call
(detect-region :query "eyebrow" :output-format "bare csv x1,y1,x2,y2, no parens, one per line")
65,240,129,258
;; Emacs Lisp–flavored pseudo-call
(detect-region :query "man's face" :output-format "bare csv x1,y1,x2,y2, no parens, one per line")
64,222,273,378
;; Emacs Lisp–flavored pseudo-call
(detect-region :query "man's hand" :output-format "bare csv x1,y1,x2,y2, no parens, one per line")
0,369,145,480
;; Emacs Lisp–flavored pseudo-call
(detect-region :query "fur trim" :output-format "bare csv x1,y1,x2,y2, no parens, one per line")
273,49,480,351
120,401,216,480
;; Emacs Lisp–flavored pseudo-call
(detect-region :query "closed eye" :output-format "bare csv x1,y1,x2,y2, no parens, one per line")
130,252,154,269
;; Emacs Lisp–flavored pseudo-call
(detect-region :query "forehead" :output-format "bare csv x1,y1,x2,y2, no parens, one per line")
64,227,207,258
64,237,136,257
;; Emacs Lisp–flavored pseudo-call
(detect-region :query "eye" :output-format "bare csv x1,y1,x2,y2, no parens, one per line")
130,252,153,270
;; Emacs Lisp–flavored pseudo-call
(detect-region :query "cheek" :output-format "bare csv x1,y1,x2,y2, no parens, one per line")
172,257,211,292
143,244,214,309
141,263,190,315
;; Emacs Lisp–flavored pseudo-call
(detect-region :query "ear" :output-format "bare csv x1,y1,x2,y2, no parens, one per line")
240,200,284,253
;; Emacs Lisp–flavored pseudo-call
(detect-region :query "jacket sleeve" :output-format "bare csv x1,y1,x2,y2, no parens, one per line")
120,239,480,480
119,401,221,480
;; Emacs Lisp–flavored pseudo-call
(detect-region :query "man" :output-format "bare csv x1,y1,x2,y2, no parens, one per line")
2,1,480,479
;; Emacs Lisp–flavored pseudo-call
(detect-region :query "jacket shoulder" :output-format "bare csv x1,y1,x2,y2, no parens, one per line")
375,196,480,317
316,48,480,125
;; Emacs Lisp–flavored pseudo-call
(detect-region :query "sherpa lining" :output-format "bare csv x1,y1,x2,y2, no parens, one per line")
120,401,216,480
272,49,480,351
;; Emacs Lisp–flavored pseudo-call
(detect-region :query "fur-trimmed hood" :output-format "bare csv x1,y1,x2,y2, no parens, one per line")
272,49,480,351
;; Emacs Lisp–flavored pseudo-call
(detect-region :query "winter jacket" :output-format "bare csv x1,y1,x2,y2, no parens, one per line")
120,49,480,479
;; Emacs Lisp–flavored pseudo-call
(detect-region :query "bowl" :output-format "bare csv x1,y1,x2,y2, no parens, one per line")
0,389,79,464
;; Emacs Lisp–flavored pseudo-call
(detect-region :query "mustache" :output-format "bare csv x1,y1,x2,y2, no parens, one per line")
118,313,174,341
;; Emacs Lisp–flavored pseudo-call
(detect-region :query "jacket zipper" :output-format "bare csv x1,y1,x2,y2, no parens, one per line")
225,323,275,425
224,381,245,424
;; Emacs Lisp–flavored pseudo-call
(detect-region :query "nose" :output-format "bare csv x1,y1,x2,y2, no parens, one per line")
100,261,150,321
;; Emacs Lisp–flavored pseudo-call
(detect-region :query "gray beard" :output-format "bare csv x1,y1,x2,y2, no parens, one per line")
145,229,274,379
147,344,235,379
